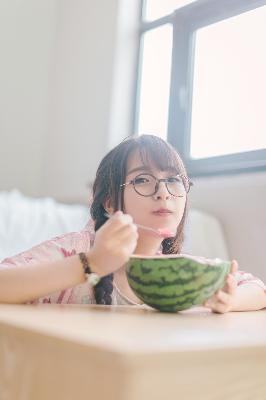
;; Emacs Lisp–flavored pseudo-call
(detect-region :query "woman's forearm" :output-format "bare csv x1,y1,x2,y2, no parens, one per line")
0,255,87,304
231,284,266,312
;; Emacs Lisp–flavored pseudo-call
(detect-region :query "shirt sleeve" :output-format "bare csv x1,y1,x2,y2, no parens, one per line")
0,229,96,305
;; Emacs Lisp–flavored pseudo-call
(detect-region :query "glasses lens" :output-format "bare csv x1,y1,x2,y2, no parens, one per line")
166,176,187,196
133,174,157,196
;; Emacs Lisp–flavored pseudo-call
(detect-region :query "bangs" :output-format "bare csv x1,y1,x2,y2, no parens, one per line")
135,136,187,176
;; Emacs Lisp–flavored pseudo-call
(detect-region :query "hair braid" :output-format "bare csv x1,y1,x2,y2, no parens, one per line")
94,274,114,305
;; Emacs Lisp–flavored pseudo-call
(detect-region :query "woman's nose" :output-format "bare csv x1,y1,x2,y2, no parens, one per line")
153,182,171,200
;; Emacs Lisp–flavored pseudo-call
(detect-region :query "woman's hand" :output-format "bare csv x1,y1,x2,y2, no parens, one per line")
87,211,138,277
203,260,238,313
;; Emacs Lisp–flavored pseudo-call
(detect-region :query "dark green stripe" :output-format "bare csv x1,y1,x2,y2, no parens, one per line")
127,269,220,287
140,265,152,273
129,275,220,300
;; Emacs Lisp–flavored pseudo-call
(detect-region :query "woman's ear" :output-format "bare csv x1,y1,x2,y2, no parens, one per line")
103,198,114,215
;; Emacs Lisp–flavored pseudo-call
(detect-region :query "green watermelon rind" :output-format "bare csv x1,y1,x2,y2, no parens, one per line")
126,256,231,312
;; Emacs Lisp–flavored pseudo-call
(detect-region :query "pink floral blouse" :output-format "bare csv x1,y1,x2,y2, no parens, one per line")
1,222,265,306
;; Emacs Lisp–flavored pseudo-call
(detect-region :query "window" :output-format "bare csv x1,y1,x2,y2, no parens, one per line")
135,0,266,176
137,24,172,141
144,0,197,21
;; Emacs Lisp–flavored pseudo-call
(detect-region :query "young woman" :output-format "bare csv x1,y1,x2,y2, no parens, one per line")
0,135,265,313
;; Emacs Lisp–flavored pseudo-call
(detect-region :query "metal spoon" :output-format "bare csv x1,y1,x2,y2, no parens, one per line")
104,212,175,238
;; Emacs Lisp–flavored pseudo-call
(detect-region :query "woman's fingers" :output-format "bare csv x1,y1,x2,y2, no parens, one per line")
206,301,231,314
221,260,238,294
224,273,238,295
118,230,139,254
203,275,238,313
203,293,231,313
214,289,230,304
114,224,139,244
203,259,239,314
90,211,139,275
104,211,136,235
230,259,238,274
218,260,238,294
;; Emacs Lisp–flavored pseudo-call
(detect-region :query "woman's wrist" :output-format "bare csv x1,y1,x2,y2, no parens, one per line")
85,249,106,277
78,249,108,287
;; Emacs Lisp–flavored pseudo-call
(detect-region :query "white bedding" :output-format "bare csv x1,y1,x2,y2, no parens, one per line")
0,190,229,261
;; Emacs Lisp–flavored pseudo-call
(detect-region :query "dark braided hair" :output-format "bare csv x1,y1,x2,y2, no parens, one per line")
89,134,190,305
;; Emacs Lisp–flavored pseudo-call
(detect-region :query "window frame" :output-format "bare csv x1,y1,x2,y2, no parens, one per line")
134,0,266,177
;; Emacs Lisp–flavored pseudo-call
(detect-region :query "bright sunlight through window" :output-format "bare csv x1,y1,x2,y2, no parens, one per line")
137,24,172,141
190,6,266,159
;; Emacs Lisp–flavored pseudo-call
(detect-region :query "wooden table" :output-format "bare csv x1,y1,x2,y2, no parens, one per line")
0,304,266,400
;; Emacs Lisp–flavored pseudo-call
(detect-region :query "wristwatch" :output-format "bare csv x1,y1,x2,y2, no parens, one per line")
78,252,101,287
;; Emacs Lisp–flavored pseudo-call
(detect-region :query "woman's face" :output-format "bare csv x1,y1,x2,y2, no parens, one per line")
122,150,187,236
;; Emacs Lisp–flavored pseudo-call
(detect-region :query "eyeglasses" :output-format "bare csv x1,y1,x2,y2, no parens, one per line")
120,173,193,197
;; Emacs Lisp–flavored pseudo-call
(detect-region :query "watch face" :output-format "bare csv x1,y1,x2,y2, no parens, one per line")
88,273,101,286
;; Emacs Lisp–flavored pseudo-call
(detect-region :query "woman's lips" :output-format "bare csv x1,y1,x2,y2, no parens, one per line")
152,211,173,217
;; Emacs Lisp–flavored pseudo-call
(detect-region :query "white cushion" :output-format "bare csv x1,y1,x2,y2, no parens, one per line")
0,190,88,260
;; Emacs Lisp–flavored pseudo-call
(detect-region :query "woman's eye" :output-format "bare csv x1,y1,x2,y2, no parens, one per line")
135,177,149,184
167,177,181,183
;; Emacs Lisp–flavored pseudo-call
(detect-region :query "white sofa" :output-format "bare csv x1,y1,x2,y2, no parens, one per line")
0,190,229,261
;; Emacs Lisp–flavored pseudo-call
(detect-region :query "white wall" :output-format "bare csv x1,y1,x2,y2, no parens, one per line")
0,0,140,203
43,0,120,203
43,0,140,203
190,172,266,280
0,0,57,196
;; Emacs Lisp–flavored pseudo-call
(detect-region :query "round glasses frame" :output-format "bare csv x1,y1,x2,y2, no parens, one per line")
120,173,193,197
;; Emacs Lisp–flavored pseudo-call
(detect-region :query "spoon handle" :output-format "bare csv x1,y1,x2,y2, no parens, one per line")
134,223,158,233
103,213,160,235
